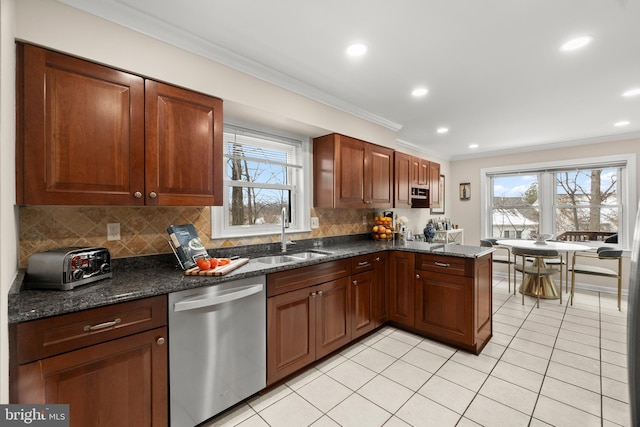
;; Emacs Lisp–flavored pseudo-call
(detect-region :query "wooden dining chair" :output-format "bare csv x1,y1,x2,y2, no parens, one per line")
480,239,514,294
512,247,563,308
569,247,623,310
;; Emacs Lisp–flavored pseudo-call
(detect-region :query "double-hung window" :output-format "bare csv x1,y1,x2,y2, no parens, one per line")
211,124,311,238
482,154,636,248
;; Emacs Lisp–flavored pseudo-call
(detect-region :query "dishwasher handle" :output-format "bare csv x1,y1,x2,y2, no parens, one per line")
173,283,264,312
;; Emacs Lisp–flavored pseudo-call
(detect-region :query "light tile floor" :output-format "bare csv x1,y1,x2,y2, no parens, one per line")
206,276,630,426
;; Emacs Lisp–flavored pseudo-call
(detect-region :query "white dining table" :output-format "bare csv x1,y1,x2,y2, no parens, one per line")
497,239,591,299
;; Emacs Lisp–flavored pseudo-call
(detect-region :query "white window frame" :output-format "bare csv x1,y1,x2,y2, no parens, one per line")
480,154,637,250
211,122,312,239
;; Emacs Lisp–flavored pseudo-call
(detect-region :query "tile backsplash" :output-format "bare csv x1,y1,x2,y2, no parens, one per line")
18,206,378,267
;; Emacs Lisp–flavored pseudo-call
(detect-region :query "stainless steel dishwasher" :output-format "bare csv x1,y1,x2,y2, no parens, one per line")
169,276,266,427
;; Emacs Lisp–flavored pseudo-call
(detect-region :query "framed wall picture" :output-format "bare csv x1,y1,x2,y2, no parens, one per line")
430,175,445,214
460,182,471,200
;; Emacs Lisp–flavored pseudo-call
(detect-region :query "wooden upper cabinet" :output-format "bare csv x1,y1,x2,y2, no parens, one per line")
17,44,145,205
394,152,412,208
145,80,222,206
16,44,222,206
429,161,441,208
418,158,430,187
313,133,393,208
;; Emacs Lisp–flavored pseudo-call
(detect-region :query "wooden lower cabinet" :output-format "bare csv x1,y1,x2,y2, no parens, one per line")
267,276,351,385
351,269,375,339
415,271,472,345
389,251,415,327
17,327,167,427
10,296,168,427
372,252,389,327
390,251,492,354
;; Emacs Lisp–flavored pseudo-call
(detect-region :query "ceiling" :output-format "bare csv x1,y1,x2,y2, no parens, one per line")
58,0,640,160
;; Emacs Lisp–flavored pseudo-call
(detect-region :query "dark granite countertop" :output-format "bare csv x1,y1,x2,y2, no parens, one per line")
8,236,493,323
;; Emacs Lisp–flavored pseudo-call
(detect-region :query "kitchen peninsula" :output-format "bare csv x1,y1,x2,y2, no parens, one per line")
8,237,493,424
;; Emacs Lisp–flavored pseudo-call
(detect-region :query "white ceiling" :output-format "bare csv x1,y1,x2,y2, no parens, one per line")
58,0,640,160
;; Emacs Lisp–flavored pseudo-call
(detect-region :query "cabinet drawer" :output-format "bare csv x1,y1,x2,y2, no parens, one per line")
415,254,471,277
351,253,381,274
267,259,350,297
15,295,167,364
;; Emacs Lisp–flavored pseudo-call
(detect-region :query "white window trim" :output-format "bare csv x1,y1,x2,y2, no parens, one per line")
480,153,637,250
211,122,312,239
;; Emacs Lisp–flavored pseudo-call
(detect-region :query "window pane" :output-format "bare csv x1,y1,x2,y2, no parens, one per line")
555,168,619,242
228,187,290,226
226,147,289,185
491,175,539,239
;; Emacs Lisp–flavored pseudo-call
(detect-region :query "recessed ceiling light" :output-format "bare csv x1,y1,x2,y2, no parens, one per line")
411,87,428,97
614,121,630,127
623,88,640,97
346,43,367,57
560,35,593,52
436,127,449,134
469,144,479,149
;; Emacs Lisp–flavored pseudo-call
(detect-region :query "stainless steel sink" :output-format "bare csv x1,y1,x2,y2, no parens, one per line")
288,251,330,260
255,255,300,264
254,250,331,265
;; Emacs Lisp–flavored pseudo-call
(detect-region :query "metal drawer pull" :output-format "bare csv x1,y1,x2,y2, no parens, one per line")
156,337,165,346
317,291,323,296
358,261,369,266
84,318,121,332
434,262,450,268
353,280,358,285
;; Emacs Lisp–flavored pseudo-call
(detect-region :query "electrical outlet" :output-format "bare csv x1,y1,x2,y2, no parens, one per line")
311,217,319,229
362,215,368,225
107,223,121,241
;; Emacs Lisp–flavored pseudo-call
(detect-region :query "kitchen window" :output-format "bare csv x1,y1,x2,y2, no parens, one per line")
481,154,636,249
211,124,311,238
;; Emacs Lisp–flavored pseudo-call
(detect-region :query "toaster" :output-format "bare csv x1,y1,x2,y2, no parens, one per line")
26,247,112,290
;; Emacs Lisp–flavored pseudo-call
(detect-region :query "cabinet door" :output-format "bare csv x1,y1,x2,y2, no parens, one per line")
394,152,412,208
373,252,389,327
16,327,168,427
418,158,430,187
415,270,473,346
18,44,145,205
389,251,415,327
145,80,223,206
366,144,394,208
351,270,375,339
316,277,352,358
429,162,441,208
267,287,316,385
337,136,367,207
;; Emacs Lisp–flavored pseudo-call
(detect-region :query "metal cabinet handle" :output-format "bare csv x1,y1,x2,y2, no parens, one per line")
149,192,158,199
84,318,121,332
434,262,450,268
353,280,358,285
310,292,316,297
156,337,165,346
416,274,420,279
375,257,380,262
133,191,143,198
317,291,323,296
358,261,369,266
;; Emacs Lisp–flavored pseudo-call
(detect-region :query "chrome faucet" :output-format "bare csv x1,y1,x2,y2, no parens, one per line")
281,207,288,253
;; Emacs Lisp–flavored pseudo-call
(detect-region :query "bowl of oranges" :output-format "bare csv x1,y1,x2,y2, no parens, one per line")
371,216,394,240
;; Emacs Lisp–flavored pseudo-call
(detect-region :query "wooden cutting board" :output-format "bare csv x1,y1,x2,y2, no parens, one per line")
184,258,250,276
